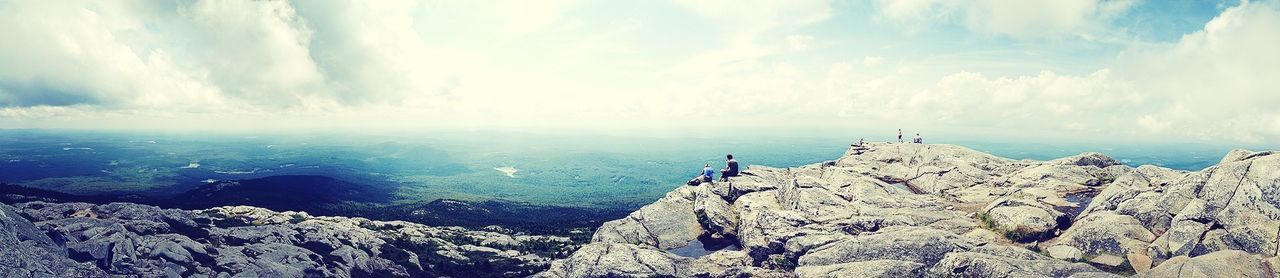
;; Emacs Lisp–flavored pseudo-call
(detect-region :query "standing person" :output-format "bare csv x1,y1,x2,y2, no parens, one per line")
720,154,739,182
898,129,903,143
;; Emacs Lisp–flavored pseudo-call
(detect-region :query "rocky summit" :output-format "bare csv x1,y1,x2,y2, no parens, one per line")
4,143,1279,278
0,201,575,277
540,143,1280,277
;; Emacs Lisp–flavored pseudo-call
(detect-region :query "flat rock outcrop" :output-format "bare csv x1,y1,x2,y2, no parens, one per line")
0,201,575,277
542,143,1280,277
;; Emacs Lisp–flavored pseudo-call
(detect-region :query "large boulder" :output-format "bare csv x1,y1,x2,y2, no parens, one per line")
1051,148,1280,273
981,197,1067,242
1054,211,1156,257
693,186,739,239
1050,152,1122,168
0,203,108,277
792,227,977,267
927,245,1115,277
835,143,1012,195
795,259,925,277
1136,250,1271,278
594,186,703,249
736,194,810,263
537,243,690,278
1220,149,1276,164
1076,165,1186,226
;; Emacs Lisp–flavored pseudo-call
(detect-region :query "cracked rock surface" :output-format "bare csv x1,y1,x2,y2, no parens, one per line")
0,202,575,277
5,143,1278,277
541,143,1280,277
1050,148,1280,269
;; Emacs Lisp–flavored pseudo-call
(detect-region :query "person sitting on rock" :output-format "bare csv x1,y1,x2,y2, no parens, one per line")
914,133,923,144
688,163,716,186
851,138,869,154
851,138,865,147
702,163,716,184
720,154,740,182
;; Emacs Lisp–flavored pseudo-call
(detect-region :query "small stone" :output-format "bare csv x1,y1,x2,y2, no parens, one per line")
1127,253,1152,273
1046,245,1083,261
1089,254,1124,267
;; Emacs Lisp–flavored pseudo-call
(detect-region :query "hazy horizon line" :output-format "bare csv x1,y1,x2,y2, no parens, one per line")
4,127,1277,151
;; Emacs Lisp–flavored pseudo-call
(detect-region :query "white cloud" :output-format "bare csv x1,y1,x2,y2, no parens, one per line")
828,1,1280,143
0,0,837,131
1269,116,1280,136
177,0,326,107
0,0,509,117
850,69,1141,133
0,1,233,110
873,0,949,27
1136,115,1171,133
496,0,577,34
292,1,462,104
787,35,813,51
0,0,1277,146
863,56,885,67
669,0,833,71
1111,1,1280,142
872,0,1139,38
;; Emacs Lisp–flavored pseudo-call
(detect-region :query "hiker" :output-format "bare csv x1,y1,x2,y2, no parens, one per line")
702,163,715,184
720,154,739,182
914,133,922,144
898,129,903,143
688,163,716,185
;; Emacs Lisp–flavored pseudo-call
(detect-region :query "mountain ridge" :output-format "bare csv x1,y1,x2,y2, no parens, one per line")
0,175,631,236
0,200,578,277
539,142,1280,277
4,142,1279,277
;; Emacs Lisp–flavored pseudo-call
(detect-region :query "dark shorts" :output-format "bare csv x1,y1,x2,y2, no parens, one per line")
720,170,738,180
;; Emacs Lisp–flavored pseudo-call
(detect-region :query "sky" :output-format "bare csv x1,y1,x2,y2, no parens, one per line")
0,0,1277,145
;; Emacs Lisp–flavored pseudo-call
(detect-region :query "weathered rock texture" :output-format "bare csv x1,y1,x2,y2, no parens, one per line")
542,143,1280,278
5,143,1278,277
1051,148,1280,272
0,201,575,277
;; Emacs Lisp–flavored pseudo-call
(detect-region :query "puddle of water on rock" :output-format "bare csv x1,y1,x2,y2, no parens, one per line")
890,182,911,192
1055,190,1097,220
890,182,924,194
669,234,741,258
